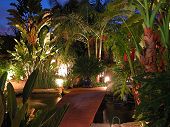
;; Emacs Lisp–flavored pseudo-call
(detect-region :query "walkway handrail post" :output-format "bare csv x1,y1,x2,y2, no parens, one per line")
110,116,121,127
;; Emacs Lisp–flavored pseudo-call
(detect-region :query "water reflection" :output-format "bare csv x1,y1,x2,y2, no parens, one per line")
93,94,135,124
17,93,61,110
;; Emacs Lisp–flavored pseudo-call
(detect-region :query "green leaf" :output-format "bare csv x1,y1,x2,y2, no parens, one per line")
0,91,5,127
149,2,162,27
38,25,49,48
11,103,28,127
42,104,69,127
7,82,17,120
29,110,45,127
0,72,7,91
30,104,69,127
30,107,59,127
23,69,39,104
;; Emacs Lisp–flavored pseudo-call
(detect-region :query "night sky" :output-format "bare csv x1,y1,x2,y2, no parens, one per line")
0,0,108,35
0,0,51,34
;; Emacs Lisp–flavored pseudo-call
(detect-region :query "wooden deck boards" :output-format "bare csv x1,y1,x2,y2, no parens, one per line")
56,87,107,127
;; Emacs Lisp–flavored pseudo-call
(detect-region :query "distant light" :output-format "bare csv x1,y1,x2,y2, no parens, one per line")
55,79,64,87
58,64,68,77
99,72,104,77
104,76,110,83
7,70,14,80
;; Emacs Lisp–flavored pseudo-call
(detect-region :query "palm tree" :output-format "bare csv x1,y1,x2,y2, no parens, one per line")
50,0,134,61
7,0,51,45
87,0,134,60
132,0,165,72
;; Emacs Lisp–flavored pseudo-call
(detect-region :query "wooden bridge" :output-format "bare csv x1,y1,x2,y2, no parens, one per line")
56,87,106,127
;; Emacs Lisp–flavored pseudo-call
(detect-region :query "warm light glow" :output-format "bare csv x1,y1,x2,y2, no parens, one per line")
99,72,104,77
104,76,110,83
58,64,68,77
46,50,50,54
55,79,64,87
44,32,50,44
51,59,56,64
55,96,62,103
7,70,14,80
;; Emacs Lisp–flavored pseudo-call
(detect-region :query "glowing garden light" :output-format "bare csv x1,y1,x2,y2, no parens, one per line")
55,78,64,87
104,76,110,83
7,70,14,80
58,64,68,77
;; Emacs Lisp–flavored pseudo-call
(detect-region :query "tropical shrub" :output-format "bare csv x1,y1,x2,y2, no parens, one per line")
131,0,170,126
7,0,60,88
108,28,141,100
9,24,60,88
0,60,11,77
112,64,132,101
134,72,170,127
0,70,69,127
72,56,105,87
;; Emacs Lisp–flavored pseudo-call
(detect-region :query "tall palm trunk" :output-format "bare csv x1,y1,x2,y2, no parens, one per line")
95,38,98,58
87,39,91,58
139,27,158,72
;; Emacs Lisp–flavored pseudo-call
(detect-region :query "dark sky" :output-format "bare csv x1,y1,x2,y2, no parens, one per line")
0,0,108,35
0,0,52,34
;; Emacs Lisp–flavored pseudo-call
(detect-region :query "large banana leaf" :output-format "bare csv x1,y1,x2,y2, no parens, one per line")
30,103,69,127
29,110,46,127
0,91,5,127
11,103,28,127
0,72,7,91
30,107,58,127
42,103,69,127
7,82,17,120
23,69,39,104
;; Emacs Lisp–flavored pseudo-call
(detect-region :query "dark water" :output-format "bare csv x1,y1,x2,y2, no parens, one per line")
93,94,135,124
17,93,61,110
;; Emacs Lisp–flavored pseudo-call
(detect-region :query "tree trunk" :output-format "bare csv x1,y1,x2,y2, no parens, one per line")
139,27,158,72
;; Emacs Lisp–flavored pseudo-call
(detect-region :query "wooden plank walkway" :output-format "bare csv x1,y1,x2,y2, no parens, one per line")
56,87,107,127
91,122,141,127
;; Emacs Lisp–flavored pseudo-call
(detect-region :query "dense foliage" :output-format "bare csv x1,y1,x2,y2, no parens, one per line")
134,72,170,127
0,0,170,126
0,70,69,127
72,56,105,87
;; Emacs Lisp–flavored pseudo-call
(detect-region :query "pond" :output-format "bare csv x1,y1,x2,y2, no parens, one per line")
93,93,135,124
17,93,61,111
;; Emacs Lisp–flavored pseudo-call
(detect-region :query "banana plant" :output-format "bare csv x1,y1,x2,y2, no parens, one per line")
0,70,69,127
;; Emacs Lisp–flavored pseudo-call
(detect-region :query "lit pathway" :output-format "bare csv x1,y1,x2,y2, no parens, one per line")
56,87,107,127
